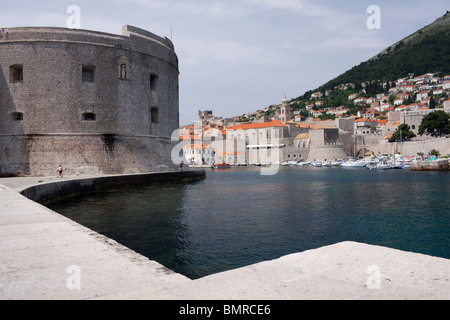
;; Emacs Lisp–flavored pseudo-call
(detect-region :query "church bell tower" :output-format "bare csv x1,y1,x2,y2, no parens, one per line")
280,96,290,123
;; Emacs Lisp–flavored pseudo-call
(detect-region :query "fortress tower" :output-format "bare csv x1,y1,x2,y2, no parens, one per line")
0,25,180,176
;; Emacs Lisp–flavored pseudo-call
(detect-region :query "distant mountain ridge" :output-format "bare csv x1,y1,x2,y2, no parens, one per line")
309,12,450,96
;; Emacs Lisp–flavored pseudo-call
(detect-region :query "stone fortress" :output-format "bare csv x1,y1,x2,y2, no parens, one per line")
0,25,180,176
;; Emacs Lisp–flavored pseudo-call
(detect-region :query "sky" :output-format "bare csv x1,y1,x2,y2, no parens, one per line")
1,0,449,125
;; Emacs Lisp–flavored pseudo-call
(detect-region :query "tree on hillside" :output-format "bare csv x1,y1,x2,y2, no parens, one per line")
389,124,416,142
418,110,450,137
429,96,436,109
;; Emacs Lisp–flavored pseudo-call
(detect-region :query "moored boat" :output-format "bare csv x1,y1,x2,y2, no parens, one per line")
214,163,231,169
376,162,391,170
341,160,366,167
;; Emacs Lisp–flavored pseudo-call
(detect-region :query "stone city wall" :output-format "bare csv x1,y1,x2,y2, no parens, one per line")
379,137,450,156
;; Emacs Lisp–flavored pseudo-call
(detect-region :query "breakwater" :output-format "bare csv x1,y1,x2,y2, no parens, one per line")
20,170,206,205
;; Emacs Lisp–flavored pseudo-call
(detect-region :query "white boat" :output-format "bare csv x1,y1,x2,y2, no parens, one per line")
376,162,391,170
341,160,366,167
322,161,332,167
391,162,404,169
312,161,323,167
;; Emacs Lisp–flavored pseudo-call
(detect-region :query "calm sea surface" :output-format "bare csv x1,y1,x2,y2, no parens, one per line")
48,166,450,279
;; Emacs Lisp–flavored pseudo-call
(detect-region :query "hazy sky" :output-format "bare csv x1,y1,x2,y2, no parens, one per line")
1,0,448,125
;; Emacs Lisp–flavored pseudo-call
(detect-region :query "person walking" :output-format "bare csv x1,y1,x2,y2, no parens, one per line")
57,165,63,178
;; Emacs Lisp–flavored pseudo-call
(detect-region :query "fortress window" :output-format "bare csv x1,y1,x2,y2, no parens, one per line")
82,66,95,82
11,112,23,121
117,56,130,80
119,64,128,80
151,107,159,124
150,74,158,91
82,112,96,121
10,65,23,83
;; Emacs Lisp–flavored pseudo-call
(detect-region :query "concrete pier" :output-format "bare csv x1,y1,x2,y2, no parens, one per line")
1,173,449,300
411,159,450,171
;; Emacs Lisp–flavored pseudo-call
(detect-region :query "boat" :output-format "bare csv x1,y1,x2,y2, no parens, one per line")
332,161,343,167
391,163,404,169
322,161,332,167
312,161,323,167
341,160,366,168
214,163,231,169
376,162,391,170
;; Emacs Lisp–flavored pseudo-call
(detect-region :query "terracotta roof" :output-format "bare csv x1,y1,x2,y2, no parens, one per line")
355,118,377,123
182,144,212,150
230,120,286,130
180,134,201,140
296,123,317,129
294,133,310,140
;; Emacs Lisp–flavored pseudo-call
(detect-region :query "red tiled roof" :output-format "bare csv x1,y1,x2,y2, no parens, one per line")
182,144,212,150
230,120,287,130
355,118,377,123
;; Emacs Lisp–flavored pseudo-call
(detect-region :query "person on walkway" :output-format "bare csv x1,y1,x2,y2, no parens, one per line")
57,165,63,178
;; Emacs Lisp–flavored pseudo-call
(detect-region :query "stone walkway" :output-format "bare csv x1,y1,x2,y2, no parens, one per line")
1,175,449,300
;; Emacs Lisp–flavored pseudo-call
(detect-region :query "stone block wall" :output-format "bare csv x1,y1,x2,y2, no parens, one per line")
0,26,179,176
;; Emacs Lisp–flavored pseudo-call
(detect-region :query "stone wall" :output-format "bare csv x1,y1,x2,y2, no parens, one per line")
306,128,347,162
307,145,348,162
0,26,179,176
20,170,206,205
379,137,450,156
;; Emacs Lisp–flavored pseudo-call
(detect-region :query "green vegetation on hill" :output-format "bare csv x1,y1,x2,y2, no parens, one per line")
295,13,450,101
251,13,450,122
322,32,449,92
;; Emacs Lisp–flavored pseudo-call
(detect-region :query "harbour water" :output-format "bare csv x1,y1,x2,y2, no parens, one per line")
48,166,450,280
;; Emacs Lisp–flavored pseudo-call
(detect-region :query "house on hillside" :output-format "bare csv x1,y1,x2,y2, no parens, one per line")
416,91,429,101
354,97,368,105
354,119,378,135
363,109,381,120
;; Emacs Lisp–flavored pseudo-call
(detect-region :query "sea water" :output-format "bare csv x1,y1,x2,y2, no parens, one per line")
48,166,450,279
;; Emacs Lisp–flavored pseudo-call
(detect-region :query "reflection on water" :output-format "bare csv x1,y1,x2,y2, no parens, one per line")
48,167,450,279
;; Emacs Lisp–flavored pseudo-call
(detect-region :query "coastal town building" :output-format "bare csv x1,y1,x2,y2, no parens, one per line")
181,72,450,165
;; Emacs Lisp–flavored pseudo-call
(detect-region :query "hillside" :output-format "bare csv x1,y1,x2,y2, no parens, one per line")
303,12,450,98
